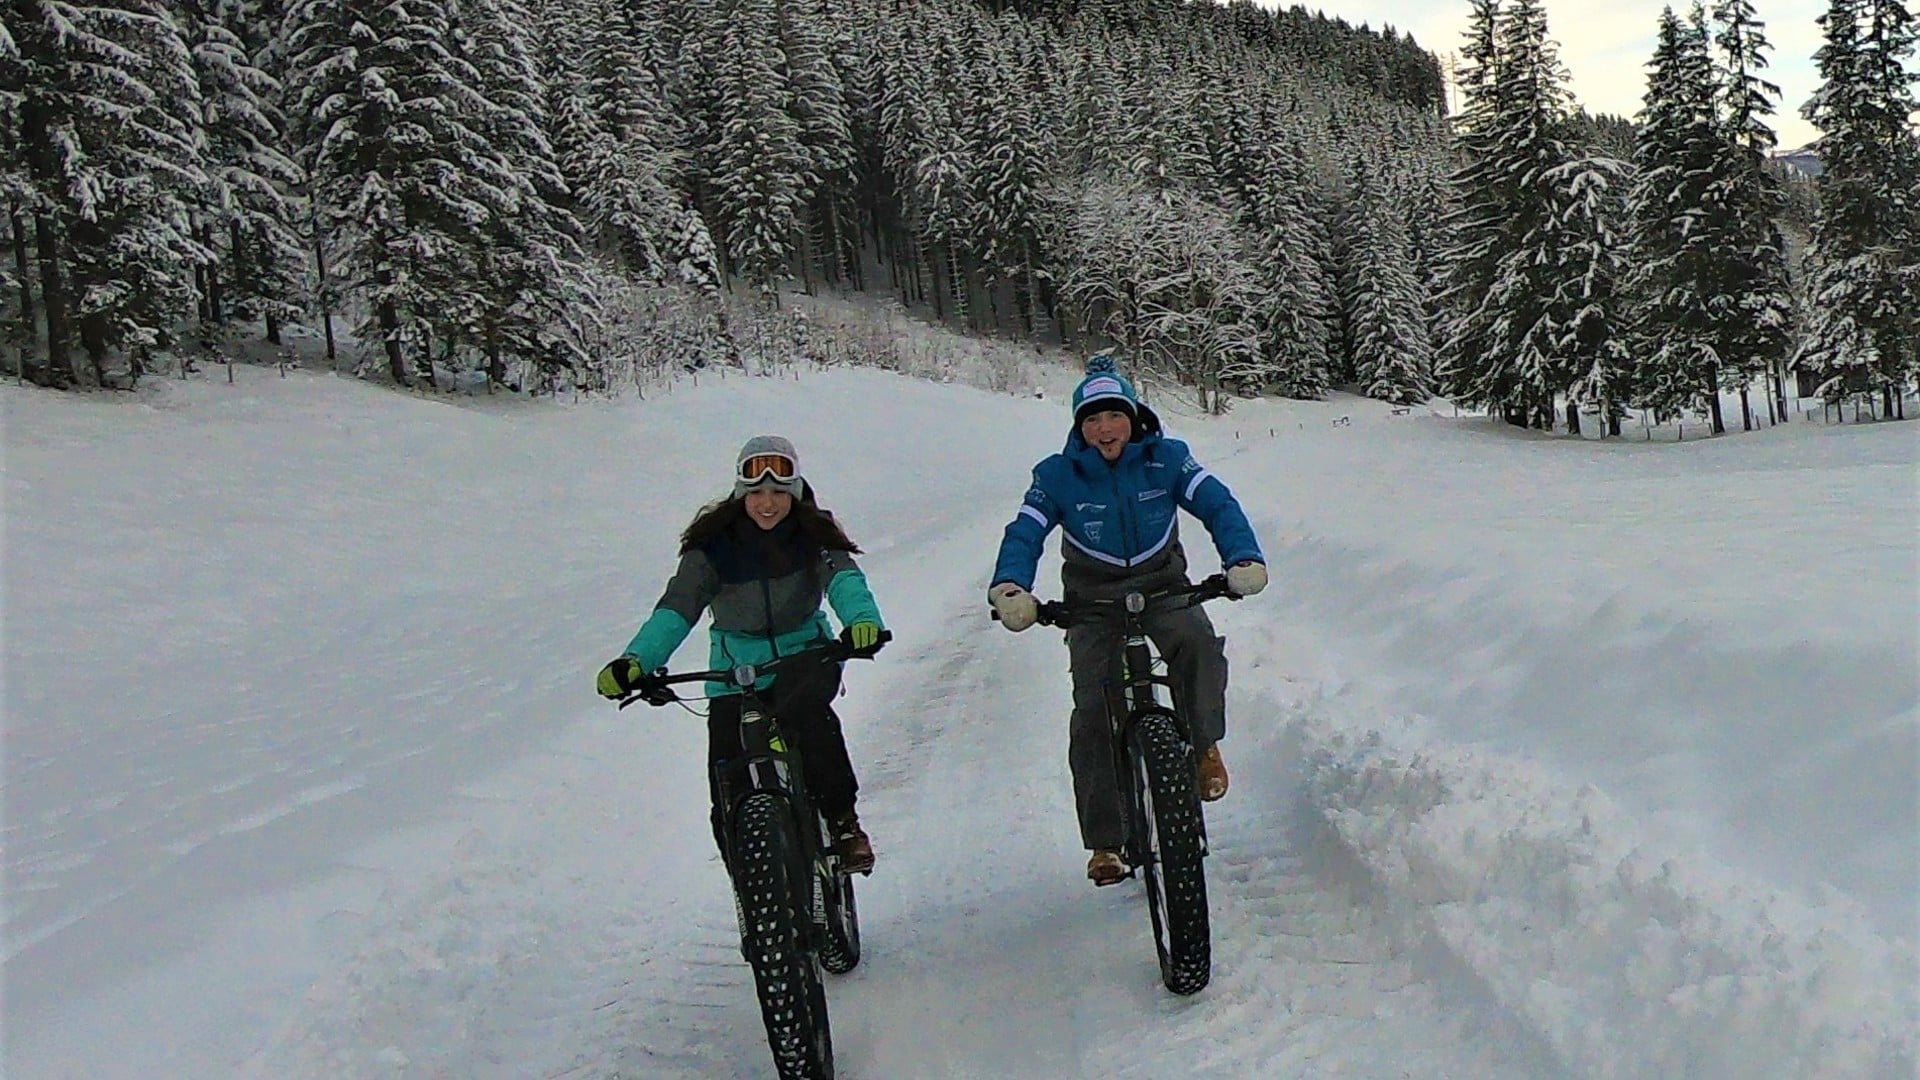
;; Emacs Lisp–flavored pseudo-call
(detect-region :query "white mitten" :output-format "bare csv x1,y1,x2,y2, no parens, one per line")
1225,561,1268,597
990,583,1038,631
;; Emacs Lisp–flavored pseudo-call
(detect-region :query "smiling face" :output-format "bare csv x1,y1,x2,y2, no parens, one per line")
1080,409,1133,462
742,488,794,529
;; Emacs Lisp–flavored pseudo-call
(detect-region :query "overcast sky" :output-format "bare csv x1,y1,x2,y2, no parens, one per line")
1287,1,1828,151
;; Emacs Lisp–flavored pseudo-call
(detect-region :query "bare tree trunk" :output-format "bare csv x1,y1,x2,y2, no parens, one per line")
1740,385,1754,431
312,202,337,366
1707,364,1726,434
795,215,816,296
376,290,408,386
9,200,36,375
926,237,948,321
197,221,225,327
485,320,505,388
32,212,73,388
79,314,109,387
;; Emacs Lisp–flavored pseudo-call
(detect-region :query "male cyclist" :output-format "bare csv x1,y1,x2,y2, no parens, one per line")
988,355,1266,886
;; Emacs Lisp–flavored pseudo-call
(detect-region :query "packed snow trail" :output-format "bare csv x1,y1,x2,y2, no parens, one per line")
243,404,1538,1078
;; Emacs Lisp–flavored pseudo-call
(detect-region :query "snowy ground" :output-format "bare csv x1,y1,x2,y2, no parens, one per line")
4,363,1915,1078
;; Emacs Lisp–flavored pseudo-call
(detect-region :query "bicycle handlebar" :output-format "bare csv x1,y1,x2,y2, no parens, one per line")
993,573,1239,630
617,630,893,709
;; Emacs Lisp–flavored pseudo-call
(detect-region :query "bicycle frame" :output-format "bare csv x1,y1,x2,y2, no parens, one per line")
619,634,889,877
1023,575,1236,862
1012,573,1235,994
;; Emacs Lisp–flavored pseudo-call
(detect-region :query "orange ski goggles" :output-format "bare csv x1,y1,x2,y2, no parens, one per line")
738,452,799,485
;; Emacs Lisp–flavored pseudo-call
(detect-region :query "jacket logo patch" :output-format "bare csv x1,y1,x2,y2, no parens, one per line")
1075,502,1107,512
1139,488,1167,501
1084,521,1105,543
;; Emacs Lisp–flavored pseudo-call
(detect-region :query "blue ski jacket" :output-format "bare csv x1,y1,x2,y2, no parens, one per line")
990,402,1263,596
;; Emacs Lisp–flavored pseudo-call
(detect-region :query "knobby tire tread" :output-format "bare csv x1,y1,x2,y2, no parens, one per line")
1131,712,1212,995
733,793,835,1079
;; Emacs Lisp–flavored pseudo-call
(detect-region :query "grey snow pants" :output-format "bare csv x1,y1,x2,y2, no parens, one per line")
1065,601,1227,851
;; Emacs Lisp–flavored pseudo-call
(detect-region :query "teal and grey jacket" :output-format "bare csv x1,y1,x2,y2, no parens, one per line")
622,514,884,695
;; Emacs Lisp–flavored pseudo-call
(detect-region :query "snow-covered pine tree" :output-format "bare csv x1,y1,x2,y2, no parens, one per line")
580,0,680,280
1069,29,1133,180
1545,154,1633,435
911,24,976,323
1707,0,1796,428
1626,6,1723,427
453,0,592,387
1192,56,1251,211
1123,52,1206,195
662,0,726,222
1433,0,1509,415
869,13,934,302
534,3,601,212
1343,159,1433,405
12,0,206,387
969,32,1050,334
1243,131,1335,400
284,0,533,384
712,0,805,298
1406,174,1452,371
779,0,857,289
1797,0,1920,417
677,205,724,295
179,0,306,346
1449,0,1583,428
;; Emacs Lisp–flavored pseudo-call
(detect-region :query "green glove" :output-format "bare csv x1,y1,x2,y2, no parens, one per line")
844,622,882,651
597,656,644,699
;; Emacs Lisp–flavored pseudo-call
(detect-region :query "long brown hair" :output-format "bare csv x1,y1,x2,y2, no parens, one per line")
679,485,862,556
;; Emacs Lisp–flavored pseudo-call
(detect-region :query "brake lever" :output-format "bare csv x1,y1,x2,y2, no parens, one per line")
616,686,680,709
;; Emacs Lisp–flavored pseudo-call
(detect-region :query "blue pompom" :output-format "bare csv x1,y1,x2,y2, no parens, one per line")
1085,353,1117,375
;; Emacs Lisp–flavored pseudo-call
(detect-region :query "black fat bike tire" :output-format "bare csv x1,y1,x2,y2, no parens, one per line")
732,792,835,1079
816,842,861,975
1128,711,1212,995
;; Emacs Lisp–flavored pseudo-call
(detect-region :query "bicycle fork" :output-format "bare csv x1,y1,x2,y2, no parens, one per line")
1111,634,1209,869
734,705,833,946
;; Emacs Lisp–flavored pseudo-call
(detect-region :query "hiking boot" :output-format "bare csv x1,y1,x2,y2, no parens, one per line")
1086,848,1129,887
1196,744,1229,802
831,813,875,875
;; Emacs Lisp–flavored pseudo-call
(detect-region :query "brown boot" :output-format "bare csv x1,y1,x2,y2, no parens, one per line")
1086,848,1128,886
831,812,875,875
1196,744,1229,802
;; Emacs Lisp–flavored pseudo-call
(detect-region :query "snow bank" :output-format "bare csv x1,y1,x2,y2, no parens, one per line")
1295,710,1916,1078
1194,403,1919,1079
